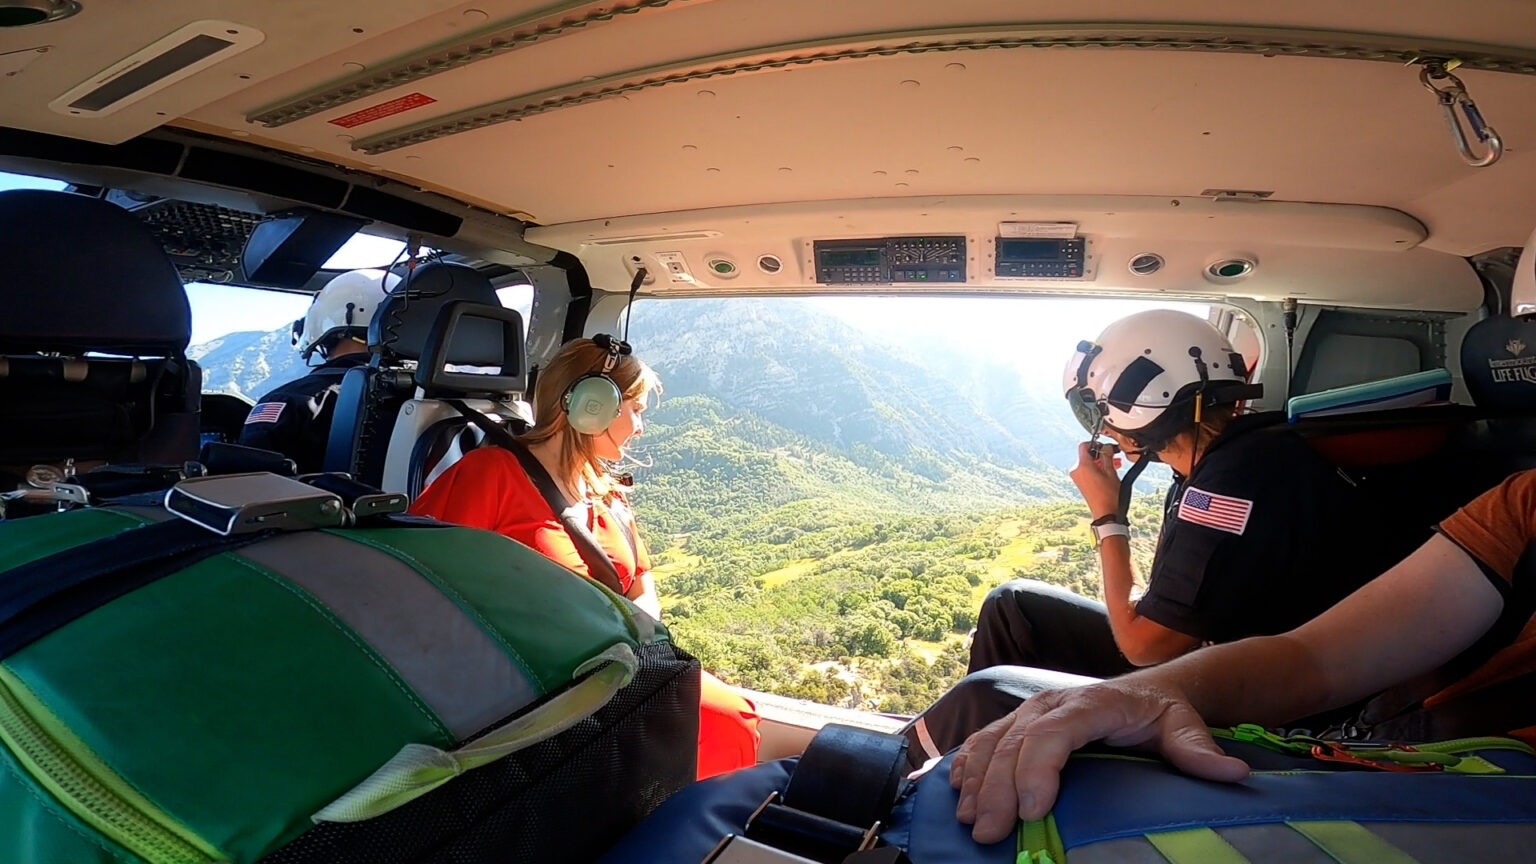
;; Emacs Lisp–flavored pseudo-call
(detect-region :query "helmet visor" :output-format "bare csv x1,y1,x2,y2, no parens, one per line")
1066,387,1106,436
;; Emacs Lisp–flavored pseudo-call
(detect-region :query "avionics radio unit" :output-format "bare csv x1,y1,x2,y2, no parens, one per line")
813,236,966,285
994,237,1088,279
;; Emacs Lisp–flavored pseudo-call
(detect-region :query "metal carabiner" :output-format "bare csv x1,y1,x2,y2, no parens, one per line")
1420,65,1504,168
1310,743,1444,773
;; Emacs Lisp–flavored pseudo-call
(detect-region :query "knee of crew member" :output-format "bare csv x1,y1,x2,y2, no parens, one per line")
905,666,1039,770
979,579,1050,618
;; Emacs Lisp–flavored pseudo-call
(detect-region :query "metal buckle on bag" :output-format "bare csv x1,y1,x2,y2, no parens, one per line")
165,472,346,536
702,835,821,864
701,793,905,864
297,472,408,523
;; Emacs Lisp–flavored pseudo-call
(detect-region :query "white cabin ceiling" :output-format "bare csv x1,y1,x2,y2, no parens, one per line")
3,0,1536,308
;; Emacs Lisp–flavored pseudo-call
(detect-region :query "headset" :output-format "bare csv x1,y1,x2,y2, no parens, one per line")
560,267,648,436
562,333,632,435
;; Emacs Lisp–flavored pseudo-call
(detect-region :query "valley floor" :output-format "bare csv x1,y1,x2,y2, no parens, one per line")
649,494,1162,713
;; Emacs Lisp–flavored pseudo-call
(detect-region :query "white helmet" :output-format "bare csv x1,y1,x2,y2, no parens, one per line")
293,268,400,359
1063,309,1259,448
1513,225,1536,318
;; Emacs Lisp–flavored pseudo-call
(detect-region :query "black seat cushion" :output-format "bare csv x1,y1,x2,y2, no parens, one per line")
0,190,199,469
0,190,190,355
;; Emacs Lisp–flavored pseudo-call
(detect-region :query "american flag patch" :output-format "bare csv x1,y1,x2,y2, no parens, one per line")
244,402,285,425
1178,486,1253,535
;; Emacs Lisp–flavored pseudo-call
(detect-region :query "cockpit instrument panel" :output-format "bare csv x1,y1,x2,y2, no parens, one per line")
813,236,966,284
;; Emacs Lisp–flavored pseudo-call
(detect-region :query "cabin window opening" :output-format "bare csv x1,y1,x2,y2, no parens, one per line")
617,294,1218,712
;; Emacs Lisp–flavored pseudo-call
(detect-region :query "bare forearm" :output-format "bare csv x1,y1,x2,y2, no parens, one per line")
1139,633,1331,727
1097,537,1196,665
630,572,662,619
1097,536,1139,629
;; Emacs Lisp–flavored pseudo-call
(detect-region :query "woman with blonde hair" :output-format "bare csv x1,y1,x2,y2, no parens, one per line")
411,335,760,778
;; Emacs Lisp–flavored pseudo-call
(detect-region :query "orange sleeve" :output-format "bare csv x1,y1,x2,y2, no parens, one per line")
409,448,592,578
1437,469,1536,584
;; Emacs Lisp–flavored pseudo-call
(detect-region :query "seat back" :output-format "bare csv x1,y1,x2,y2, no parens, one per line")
1459,313,1536,479
379,300,530,497
0,190,199,475
321,261,501,485
1462,314,1536,414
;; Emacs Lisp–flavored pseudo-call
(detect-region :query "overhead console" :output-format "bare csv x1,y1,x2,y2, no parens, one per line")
813,236,966,285
532,196,1485,313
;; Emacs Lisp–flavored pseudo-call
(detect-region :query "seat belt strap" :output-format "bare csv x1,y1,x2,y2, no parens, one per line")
741,724,911,863
444,400,628,596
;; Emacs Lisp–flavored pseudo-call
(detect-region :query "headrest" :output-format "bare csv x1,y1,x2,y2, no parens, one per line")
0,190,190,355
1513,224,1536,317
367,261,499,362
414,301,526,396
1461,314,1536,412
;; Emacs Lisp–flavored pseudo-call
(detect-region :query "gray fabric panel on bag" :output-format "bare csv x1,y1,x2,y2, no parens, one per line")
238,531,537,738
1067,836,1171,864
1369,821,1536,862
1218,823,1335,863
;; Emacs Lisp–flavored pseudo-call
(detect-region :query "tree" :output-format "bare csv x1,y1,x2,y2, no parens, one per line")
837,615,897,658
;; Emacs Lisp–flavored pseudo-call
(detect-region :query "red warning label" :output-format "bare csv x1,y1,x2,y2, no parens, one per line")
328,92,437,128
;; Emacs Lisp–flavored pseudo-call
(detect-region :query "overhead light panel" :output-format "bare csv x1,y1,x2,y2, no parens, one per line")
49,19,263,117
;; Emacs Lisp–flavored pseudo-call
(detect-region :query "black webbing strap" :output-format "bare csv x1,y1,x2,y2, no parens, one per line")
0,518,275,659
444,400,628,595
744,724,910,863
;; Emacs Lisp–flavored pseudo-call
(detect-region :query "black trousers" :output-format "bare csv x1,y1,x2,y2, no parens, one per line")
968,579,1136,678
898,580,1138,771
901,666,1098,771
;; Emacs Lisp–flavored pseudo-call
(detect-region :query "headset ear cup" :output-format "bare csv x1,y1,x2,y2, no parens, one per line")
564,375,624,435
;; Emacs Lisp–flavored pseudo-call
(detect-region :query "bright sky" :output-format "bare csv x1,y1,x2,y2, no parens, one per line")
811,295,1206,395
0,171,1204,366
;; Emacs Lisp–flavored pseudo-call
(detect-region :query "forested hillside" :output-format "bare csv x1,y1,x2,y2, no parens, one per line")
627,387,1163,713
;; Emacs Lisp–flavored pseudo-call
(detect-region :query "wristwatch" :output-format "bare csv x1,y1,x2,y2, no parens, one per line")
1090,514,1130,547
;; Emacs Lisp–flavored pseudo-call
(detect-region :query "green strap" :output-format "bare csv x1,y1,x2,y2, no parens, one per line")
1289,821,1420,864
1016,814,1065,864
313,646,636,822
1214,725,1532,774
1410,736,1536,757
1145,827,1250,864
1213,723,1317,756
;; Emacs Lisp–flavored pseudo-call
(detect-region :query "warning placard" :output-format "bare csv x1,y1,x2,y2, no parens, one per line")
328,92,437,129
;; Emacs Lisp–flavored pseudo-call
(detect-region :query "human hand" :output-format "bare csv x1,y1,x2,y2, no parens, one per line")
949,680,1250,844
1068,441,1123,520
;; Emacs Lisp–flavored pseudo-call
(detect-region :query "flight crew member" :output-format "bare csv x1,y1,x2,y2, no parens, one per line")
239,268,399,472
907,310,1408,766
947,224,1536,842
410,336,762,780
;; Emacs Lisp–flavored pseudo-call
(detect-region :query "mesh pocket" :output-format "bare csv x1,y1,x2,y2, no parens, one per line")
262,641,701,864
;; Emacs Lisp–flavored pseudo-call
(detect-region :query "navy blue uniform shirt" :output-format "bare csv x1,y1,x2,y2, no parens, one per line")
237,353,370,473
1136,412,1405,643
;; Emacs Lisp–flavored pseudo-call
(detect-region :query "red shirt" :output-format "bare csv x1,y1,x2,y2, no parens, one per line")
409,447,649,595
